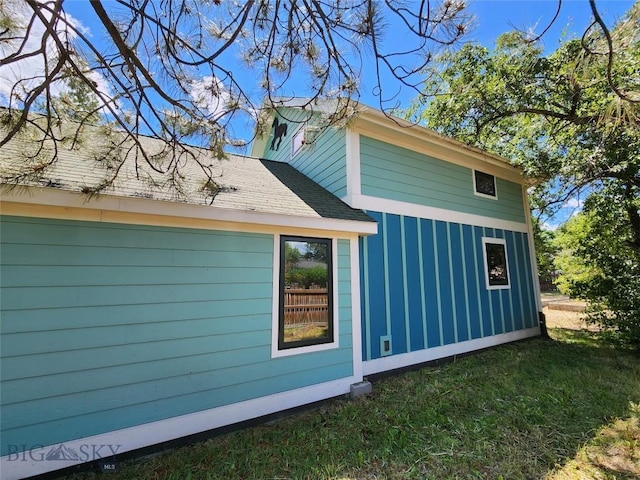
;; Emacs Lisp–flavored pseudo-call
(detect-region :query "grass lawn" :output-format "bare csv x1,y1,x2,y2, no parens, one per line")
66,310,639,480
284,324,329,343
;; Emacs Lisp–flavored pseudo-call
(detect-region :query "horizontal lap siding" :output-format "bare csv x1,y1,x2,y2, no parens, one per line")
0,216,353,455
262,108,347,197
360,212,538,361
360,136,526,223
337,239,354,351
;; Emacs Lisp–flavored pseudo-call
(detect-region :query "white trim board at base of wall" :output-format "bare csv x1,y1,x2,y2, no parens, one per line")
0,376,359,480
363,327,541,376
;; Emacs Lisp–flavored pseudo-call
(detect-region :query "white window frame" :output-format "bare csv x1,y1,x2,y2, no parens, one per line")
473,169,498,200
271,234,339,358
291,127,306,158
481,237,511,290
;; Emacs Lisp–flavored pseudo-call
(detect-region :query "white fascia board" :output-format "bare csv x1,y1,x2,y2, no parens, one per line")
349,194,529,233
0,187,378,236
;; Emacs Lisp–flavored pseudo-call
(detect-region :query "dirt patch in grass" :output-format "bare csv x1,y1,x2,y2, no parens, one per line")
544,306,600,331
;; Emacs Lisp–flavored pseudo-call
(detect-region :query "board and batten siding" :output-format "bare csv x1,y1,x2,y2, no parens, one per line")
0,216,354,456
359,135,526,223
360,211,538,361
261,108,348,197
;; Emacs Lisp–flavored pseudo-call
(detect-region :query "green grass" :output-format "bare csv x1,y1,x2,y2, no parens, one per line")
284,324,328,343
65,329,640,480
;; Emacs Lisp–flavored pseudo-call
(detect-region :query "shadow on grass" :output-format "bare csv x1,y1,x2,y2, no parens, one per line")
65,329,640,480
547,402,640,480
550,325,622,348
538,328,640,479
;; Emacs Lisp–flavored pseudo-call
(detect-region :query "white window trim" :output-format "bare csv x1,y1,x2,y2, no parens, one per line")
481,237,511,290
473,169,498,200
291,127,306,158
271,234,340,358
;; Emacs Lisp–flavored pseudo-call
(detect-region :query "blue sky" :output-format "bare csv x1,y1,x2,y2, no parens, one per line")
62,0,634,110
467,0,631,47
365,0,634,108
56,1,637,228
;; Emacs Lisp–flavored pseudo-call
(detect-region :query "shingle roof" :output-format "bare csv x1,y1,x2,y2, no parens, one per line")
0,126,373,225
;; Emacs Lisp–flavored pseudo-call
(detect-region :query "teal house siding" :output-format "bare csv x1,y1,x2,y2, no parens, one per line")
0,216,354,456
359,135,526,223
1,100,541,478
360,212,538,361
261,108,310,163
337,238,354,349
260,108,347,197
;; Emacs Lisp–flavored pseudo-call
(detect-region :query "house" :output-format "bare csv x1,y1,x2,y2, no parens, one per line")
252,100,542,376
0,101,541,479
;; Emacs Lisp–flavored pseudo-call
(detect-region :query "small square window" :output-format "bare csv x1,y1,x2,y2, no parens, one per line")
278,236,334,350
474,170,497,198
291,128,305,157
482,238,510,289
291,127,319,157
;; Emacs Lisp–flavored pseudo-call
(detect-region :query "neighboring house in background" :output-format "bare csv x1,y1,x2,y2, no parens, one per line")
0,101,541,479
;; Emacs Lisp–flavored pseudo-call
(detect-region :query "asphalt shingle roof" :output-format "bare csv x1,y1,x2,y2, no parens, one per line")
0,126,373,225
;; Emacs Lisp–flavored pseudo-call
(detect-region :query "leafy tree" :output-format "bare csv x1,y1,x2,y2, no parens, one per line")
553,214,599,296
37,62,102,125
532,217,558,291
303,241,328,263
553,194,640,349
0,0,472,194
408,2,639,346
284,242,301,269
287,265,328,289
407,1,638,228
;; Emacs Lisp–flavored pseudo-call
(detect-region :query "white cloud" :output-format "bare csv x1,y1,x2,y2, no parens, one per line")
0,1,59,99
189,76,234,120
541,220,560,231
562,198,584,210
0,0,110,103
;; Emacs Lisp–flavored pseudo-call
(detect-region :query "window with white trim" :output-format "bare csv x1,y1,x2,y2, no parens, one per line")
278,236,334,350
291,128,305,157
291,126,320,158
474,170,497,198
482,237,510,289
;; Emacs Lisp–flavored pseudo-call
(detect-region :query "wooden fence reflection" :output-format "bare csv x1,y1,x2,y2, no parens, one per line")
284,288,328,326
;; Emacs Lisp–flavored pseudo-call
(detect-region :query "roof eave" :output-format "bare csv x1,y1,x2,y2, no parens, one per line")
0,186,378,236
